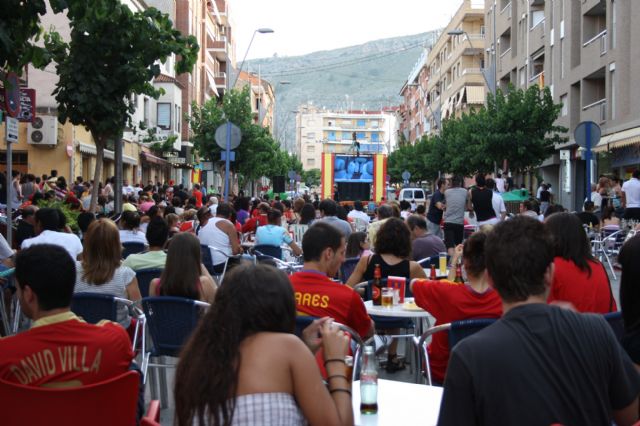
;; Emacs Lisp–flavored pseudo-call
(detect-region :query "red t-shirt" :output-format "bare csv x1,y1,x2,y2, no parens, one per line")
193,190,203,208
242,214,268,234
0,312,133,387
289,271,372,339
548,257,616,313
413,279,502,383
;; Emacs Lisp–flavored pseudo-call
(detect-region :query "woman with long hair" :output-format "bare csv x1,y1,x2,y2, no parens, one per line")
174,264,353,426
74,219,141,328
545,212,615,313
298,203,316,225
345,231,370,258
149,232,216,303
346,217,426,371
601,205,621,229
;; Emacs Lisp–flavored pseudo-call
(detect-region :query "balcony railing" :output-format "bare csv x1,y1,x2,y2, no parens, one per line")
501,2,512,15
582,98,607,123
214,72,226,87
583,30,607,56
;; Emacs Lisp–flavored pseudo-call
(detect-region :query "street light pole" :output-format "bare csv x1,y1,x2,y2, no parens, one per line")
224,27,274,202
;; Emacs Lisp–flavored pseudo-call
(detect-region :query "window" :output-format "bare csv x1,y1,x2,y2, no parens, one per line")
560,39,565,78
143,97,150,127
157,103,171,130
371,133,380,142
175,105,181,132
306,145,315,152
356,132,366,140
560,94,568,116
520,67,526,86
610,67,616,119
611,0,617,49
307,158,316,167
370,120,379,128
306,132,315,139
357,119,366,128
328,131,336,141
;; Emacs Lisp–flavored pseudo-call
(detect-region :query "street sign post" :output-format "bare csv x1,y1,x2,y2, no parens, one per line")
574,121,601,202
215,122,242,202
5,116,18,245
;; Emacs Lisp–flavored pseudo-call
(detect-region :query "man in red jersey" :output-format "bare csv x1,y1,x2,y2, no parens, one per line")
289,222,374,339
0,244,133,388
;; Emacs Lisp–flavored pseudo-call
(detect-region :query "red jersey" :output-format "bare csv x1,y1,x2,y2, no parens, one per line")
193,190,203,208
289,271,372,339
0,312,133,387
548,257,616,313
242,214,268,234
413,279,502,383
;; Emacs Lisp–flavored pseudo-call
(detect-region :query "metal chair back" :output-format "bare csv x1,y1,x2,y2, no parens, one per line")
122,242,146,259
141,296,209,358
200,244,216,275
253,244,283,259
71,293,118,324
340,257,360,283
289,224,308,244
135,268,163,298
449,318,497,348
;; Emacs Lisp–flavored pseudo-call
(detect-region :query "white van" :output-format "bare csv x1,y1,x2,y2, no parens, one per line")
398,187,428,205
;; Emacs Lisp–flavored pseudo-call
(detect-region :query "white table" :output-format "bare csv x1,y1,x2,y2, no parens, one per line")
352,379,443,425
365,298,432,320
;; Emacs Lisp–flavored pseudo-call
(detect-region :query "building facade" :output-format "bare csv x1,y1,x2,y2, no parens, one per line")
296,104,397,171
487,0,640,210
236,71,276,132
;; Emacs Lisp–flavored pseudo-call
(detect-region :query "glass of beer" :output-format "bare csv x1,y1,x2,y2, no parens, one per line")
345,356,354,383
381,288,393,308
439,252,447,275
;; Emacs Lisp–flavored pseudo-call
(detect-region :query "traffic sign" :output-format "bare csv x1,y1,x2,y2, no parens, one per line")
574,121,601,149
5,116,18,143
3,73,21,118
220,151,236,162
215,122,242,150
401,170,411,181
288,170,296,180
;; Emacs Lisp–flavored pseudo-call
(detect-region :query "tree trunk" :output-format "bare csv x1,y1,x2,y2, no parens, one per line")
89,140,104,214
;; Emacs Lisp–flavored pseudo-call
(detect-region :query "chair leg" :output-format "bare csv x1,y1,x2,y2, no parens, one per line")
148,365,159,403
159,358,169,409
0,288,10,337
12,303,21,334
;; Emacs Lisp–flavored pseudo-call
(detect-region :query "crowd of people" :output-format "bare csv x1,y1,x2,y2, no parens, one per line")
0,168,640,425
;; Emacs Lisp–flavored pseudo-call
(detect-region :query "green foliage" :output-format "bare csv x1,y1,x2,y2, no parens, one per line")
36,198,80,233
302,168,321,186
0,0,67,73
142,127,178,153
393,85,567,179
189,87,300,182
45,0,198,145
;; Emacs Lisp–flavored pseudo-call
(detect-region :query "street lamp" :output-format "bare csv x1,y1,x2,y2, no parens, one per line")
224,27,274,202
231,28,274,88
447,29,496,95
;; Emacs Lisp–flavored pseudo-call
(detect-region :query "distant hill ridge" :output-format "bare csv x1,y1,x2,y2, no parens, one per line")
246,31,438,152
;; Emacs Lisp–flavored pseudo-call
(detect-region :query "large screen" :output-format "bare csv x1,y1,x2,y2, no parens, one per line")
333,155,374,182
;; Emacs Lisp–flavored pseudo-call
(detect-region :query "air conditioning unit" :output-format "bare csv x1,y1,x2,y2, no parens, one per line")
27,116,58,146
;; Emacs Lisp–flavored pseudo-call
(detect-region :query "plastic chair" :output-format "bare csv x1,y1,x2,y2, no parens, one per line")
253,244,283,259
202,245,239,285
288,224,308,244
200,244,216,275
135,268,163,298
414,318,497,385
122,242,147,259
141,296,210,408
0,370,140,426
340,257,360,283
71,293,146,354
0,268,16,336
604,311,624,342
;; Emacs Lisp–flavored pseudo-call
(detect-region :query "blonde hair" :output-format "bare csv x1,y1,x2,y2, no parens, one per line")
82,219,122,284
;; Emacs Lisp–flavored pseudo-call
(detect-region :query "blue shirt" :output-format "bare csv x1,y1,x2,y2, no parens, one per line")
255,225,293,247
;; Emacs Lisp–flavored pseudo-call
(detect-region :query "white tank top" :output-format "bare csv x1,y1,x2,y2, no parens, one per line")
198,217,233,265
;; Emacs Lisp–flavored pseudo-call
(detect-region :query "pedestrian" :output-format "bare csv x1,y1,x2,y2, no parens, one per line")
622,170,640,221
443,176,468,258
426,178,446,239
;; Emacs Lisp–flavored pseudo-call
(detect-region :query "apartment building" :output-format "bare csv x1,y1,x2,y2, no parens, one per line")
399,49,430,142
487,0,640,210
296,104,397,171
0,0,183,185
422,0,487,136
236,71,276,132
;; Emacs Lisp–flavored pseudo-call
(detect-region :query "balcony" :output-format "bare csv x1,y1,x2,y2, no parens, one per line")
214,72,227,89
207,36,228,61
582,98,607,124
583,30,608,56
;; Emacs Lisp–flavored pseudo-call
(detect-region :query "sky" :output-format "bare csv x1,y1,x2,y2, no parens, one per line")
231,0,464,61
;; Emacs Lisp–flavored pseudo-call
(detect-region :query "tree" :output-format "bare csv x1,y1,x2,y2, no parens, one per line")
46,0,198,212
301,168,321,187
0,0,66,74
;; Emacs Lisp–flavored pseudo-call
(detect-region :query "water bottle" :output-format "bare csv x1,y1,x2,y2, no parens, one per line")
360,346,378,414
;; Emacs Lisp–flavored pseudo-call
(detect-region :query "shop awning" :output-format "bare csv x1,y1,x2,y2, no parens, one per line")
140,151,170,166
466,86,485,104
593,126,640,152
205,69,219,97
77,143,137,165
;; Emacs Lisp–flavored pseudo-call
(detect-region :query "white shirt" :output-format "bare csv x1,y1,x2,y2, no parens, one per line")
622,178,640,208
0,234,13,260
495,178,506,193
586,192,603,208
198,217,232,265
347,210,370,223
491,192,507,220
119,229,148,245
21,230,83,260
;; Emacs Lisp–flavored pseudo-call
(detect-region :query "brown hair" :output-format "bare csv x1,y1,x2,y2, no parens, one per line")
82,219,122,284
160,233,201,300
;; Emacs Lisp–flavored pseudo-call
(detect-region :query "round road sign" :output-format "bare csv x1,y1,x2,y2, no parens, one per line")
215,122,242,150
574,121,601,149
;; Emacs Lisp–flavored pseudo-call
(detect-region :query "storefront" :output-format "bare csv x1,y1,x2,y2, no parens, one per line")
593,126,640,179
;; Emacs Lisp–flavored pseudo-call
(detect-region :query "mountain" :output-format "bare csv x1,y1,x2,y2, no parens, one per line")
246,31,439,154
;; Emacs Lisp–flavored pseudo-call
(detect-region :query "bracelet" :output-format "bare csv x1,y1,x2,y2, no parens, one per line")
326,374,349,382
324,358,346,367
329,388,352,396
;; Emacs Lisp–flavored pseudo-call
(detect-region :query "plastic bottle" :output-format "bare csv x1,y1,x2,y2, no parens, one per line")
360,346,378,414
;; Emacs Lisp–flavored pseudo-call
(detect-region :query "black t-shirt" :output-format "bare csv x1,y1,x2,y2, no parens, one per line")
438,304,640,426
540,189,551,202
427,190,445,225
576,211,599,228
470,187,495,221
